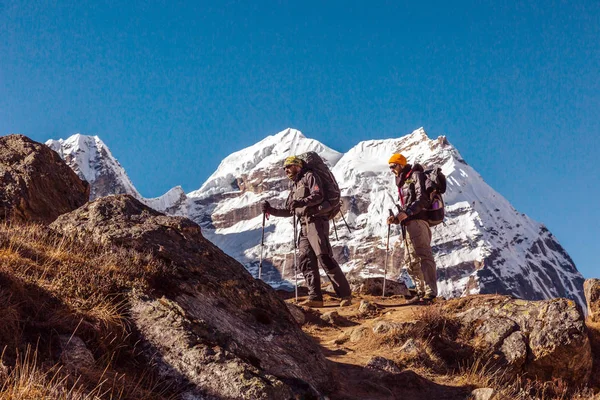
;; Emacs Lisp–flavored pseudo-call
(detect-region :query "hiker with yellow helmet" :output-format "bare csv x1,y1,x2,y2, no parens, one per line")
261,155,352,308
387,153,438,302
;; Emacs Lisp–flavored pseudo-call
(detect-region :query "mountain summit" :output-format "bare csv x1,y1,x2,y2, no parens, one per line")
48,128,585,306
46,134,188,214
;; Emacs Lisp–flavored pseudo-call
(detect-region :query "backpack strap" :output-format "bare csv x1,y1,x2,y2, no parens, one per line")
397,170,413,207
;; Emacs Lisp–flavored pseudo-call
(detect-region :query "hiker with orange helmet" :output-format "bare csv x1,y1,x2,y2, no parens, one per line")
387,153,437,301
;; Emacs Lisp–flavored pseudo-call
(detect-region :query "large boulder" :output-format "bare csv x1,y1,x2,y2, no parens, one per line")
0,134,89,224
50,195,332,399
584,278,600,322
446,295,592,386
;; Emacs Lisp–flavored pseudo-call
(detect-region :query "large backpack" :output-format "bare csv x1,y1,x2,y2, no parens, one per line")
297,151,342,220
423,167,446,226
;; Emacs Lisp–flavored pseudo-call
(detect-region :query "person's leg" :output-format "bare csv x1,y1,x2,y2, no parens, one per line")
406,219,437,297
405,220,427,297
298,234,322,301
307,218,352,299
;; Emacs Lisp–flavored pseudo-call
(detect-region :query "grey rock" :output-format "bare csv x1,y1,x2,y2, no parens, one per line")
58,335,95,373
499,331,527,368
51,195,331,398
474,317,518,350
286,303,306,325
372,320,425,335
448,295,592,386
349,327,370,343
365,356,403,374
130,296,293,400
321,311,343,325
358,300,379,314
398,338,421,356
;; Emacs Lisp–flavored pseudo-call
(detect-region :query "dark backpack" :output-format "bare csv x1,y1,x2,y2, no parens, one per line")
423,167,446,226
297,151,342,219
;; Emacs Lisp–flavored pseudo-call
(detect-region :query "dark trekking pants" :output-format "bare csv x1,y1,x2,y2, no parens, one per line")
298,217,352,301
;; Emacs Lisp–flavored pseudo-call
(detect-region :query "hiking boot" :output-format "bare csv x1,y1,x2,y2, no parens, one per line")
298,299,324,308
404,288,419,300
404,296,423,305
339,297,352,307
422,293,436,301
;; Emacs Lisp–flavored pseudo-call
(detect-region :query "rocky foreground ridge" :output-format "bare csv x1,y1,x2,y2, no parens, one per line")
0,133,599,399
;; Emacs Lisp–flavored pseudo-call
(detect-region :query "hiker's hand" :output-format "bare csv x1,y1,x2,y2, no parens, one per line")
289,200,301,211
261,201,271,213
396,212,408,223
387,215,399,224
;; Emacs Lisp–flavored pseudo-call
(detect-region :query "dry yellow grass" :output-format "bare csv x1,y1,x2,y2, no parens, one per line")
0,222,174,399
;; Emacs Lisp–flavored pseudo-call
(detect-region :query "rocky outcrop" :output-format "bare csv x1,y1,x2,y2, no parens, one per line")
351,277,410,297
50,195,332,398
0,134,89,224
585,279,600,322
446,295,592,385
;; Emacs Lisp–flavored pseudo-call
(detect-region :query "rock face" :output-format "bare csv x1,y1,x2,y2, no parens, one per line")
50,195,332,398
584,278,600,322
446,295,592,385
0,134,89,224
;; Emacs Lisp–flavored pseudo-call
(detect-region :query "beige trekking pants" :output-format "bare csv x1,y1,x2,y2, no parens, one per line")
404,219,437,297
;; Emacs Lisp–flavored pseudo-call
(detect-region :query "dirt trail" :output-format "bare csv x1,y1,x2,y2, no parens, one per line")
282,292,473,400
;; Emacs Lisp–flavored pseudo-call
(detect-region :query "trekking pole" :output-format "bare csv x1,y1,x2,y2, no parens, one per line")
402,224,412,268
383,209,393,297
340,210,353,232
293,213,299,303
333,220,339,241
258,212,266,280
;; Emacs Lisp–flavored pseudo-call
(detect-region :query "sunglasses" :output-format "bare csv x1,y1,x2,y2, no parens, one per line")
389,164,399,170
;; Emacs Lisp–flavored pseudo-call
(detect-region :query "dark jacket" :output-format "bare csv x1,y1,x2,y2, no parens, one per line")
269,169,325,222
395,163,429,221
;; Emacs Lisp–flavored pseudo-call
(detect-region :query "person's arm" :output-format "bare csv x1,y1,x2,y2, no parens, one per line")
262,192,293,218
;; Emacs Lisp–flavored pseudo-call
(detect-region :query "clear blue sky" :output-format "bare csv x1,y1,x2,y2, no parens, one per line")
1,1,598,278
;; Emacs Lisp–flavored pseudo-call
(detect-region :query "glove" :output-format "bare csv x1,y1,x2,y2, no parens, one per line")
261,201,271,213
289,199,302,212
397,211,409,223
387,212,408,224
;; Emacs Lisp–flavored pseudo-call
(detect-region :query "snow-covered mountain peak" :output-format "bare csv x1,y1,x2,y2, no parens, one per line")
186,128,584,307
47,133,188,215
188,128,342,199
47,134,140,200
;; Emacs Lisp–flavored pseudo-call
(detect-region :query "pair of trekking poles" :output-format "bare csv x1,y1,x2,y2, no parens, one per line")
259,208,398,301
257,211,299,303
